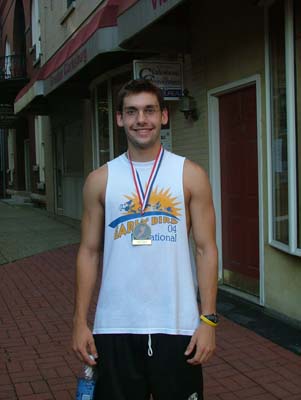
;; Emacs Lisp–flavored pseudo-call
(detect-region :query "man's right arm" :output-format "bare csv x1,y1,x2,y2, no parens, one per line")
72,165,107,366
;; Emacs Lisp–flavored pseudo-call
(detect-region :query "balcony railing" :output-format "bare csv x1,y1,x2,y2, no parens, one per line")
0,55,27,80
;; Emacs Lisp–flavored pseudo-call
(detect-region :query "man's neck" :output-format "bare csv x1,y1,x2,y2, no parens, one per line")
127,143,161,162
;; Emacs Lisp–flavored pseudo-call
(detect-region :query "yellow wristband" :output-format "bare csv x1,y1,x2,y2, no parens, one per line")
200,314,218,327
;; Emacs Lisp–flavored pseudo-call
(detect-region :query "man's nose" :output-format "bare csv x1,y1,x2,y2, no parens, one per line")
136,110,147,123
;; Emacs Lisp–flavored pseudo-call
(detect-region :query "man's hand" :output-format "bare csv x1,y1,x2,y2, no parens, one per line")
185,323,216,365
72,321,98,366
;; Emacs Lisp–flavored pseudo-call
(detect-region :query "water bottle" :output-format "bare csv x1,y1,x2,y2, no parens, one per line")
75,356,97,400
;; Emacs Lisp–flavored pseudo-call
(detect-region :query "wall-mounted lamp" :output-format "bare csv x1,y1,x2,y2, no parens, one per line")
179,89,198,121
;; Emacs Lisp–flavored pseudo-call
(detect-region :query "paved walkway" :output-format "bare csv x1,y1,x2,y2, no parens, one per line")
0,202,80,265
0,245,301,400
0,202,301,399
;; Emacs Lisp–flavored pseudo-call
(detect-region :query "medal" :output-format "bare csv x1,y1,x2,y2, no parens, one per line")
128,145,164,246
132,222,152,246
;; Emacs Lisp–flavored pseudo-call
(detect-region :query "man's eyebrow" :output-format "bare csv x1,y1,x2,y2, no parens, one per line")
124,104,158,109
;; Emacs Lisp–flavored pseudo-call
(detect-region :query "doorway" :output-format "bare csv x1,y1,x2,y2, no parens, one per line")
55,121,84,220
219,85,259,295
208,76,263,301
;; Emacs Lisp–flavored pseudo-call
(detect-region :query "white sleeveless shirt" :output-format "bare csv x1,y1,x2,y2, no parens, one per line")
93,150,200,336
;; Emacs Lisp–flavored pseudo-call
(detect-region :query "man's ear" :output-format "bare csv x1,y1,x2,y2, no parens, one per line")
161,108,168,125
116,111,124,127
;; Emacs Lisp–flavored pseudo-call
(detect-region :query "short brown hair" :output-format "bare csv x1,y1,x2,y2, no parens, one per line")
117,79,166,112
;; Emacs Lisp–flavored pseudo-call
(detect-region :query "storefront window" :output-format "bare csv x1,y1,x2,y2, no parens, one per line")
294,0,301,248
269,0,289,245
96,83,110,166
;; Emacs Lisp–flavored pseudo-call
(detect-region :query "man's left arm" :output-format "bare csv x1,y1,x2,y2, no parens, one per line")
184,159,218,365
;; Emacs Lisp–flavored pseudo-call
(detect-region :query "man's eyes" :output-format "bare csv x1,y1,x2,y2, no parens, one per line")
144,107,156,115
126,109,137,115
124,107,158,117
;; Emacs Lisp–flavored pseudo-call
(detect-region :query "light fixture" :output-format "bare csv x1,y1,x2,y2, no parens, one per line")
179,89,198,121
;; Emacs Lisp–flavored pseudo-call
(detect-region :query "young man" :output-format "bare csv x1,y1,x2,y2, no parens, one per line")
72,79,218,400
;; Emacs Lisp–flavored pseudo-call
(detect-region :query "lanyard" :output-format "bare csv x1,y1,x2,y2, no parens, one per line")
128,145,164,215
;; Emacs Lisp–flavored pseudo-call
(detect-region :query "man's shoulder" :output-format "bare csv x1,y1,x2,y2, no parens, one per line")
85,153,126,191
84,164,108,196
184,158,207,174
87,163,108,181
164,151,207,178
183,159,210,192
164,149,185,164
107,153,125,167
165,151,207,179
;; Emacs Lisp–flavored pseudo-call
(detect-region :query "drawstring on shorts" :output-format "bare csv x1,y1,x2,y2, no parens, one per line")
147,334,153,357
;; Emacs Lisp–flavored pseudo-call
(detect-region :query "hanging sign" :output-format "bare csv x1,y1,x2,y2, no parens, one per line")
0,104,18,128
118,0,185,44
133,60,183,100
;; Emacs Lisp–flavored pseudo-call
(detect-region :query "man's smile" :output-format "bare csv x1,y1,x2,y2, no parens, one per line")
133,128,154,134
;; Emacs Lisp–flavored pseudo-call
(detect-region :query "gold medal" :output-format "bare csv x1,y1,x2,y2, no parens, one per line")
132,223,152,246
128,146,164,247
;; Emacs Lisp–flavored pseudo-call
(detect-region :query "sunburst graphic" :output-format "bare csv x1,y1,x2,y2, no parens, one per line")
121,186,181,217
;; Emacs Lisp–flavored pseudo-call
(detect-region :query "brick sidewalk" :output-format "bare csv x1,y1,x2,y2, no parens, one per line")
0,245,300,400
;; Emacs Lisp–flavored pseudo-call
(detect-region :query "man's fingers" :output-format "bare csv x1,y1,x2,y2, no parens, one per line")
198,348,210,364
201,348,214,364
88,339,98,364
75,350,84,363
72,325,98,366
184,334,196,356
80,346,96,365
73,341,97,365
187,346,214,365
187,344,204,365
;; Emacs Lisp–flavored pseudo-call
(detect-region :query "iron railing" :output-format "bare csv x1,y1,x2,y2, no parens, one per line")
0,55,27,80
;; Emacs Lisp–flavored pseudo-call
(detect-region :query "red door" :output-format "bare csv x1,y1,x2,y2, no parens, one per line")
219,85,259,295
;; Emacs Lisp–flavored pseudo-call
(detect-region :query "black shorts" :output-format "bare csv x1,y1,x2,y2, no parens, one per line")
93,333,203,400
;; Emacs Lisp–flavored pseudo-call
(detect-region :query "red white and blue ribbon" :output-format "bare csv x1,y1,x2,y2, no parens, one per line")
128,145,164,215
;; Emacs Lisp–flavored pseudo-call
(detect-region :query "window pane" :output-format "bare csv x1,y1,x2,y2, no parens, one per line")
294,0,301,248
269,0,289,244
97,83,110,166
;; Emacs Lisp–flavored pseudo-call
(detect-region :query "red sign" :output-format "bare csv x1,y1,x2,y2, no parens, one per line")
151,0,169,10
48,47,87,90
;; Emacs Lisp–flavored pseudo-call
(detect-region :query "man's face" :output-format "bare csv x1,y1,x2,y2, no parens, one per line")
116,92,168,150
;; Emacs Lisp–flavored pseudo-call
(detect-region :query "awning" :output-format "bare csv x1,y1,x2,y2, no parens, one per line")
14,0,120,114
14,81,44,114
117,0,185,45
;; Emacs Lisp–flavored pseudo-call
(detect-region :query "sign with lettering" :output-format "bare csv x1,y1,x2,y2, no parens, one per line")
133,60,183,99
151,0,172,10
43,25,119,95
118,0,184,44
44,46,88,94
0,104,18,128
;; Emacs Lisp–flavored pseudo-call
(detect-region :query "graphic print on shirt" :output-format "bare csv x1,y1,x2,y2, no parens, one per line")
109,185,182,242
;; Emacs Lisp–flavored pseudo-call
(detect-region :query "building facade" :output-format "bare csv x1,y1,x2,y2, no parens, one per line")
12,0,301,324
0,0,46,204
